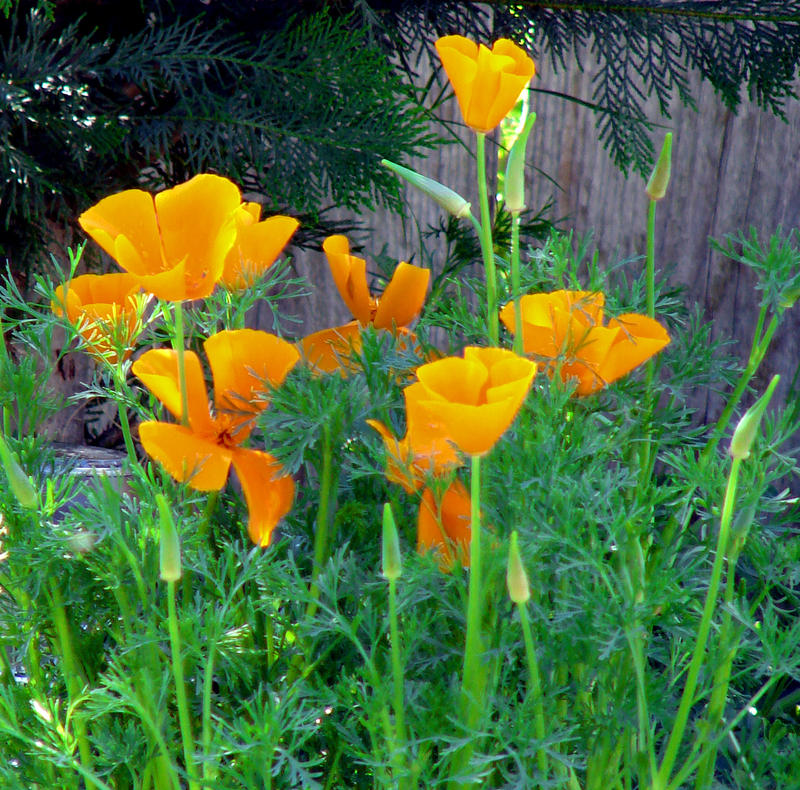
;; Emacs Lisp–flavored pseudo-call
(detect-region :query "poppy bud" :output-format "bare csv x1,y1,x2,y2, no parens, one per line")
156,494,182,582
506,531,530,604
0,430,37,510
382,502,402,581
729,375,779,460
381,159,471,219
504,113,536,213
645,133,673,201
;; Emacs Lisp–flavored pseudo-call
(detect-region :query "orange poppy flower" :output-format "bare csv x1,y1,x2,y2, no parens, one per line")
79,174,242,301
367,381,463,493
132,329,300,546
221,202,299,290
299,235,429,373
417,478,472,570
51,273,148,364
410,346,536,457
499,290,671,396
435,35,535,134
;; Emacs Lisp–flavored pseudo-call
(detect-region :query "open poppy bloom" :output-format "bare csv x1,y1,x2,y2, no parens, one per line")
221,202,299,290
79,174,243,301
51,273,148,364
367,381,462,494
435,35,535,134
299,235,429,373
132,329,300,546
418,478,472,570
410,346,536,457
499,290,671,396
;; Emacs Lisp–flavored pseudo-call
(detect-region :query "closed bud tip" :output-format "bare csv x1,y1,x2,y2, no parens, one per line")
382,159,471,219
0,431,37,510
382,502,402,580
646,132,673,201
157,494,182,582
730,375,780,460
506,531,530,604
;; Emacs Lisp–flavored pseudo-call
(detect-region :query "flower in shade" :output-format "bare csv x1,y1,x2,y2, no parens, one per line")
499,290,671,396
417,478,472,570
367,381,462,494
221,202,299,290
410,346,536,457
435,35,535,134
299,235,429,373
132,329,299,546
51,273,148,364
79,174,243,301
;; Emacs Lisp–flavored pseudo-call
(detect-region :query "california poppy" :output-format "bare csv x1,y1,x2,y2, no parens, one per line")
51,273,148,364
221,202,299,290
410,346,536,457
299,235,429,373
79,174,242,301
499,290,671,396
417,478,472,570
435,35,535,134
132,329,299,546
367,381,462,494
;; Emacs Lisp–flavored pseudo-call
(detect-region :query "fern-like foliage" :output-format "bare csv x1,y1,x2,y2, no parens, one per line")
355,1,800,173
1,3,437,274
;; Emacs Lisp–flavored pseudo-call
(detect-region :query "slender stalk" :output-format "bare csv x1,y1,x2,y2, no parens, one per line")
387,575,407,751
49,582,93,772
475,133,499,345
201,635,219,784
112,364,137,462
171,302,190,428
307,423,335,619
166,580,199,790
638,198,658,491
655,457,742,788
518,602,548,777
645,199,657,320
510,211,524,355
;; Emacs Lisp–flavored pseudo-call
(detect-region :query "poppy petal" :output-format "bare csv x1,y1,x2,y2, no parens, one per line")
373,262,430,330
298,322,362,374
323,235,374,324
417,480,472,570
222,215,298,289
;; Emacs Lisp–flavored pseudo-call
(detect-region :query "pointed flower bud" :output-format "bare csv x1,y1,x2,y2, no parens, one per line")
504,112,536,213
0,430,37,509
506,531,530,604
156,494,182,582
645,132,673,201
382,502,402,580
381,159,471,219
730,375,779,460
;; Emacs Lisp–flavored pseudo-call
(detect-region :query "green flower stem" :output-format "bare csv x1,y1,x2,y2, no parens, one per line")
167,579,199,790
693,548,742,789
387,575,407,754
476,133,499,345
449,453,485,787
517,601,548,778
510,211,524,355
307,423,334,619
645,199,657,320
201,636,219,784
655,456,742,789
112,363,137,463
171,302,190,429
49,582,93,773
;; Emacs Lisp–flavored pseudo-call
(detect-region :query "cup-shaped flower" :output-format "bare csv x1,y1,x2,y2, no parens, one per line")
132,329,300,546
299,235,429,372
221,202,299,290
51,273,148,364
417,478,472,570
410,346,536,457
435,35,535,134
499,290,671,396
79,174,243,301
367,381,462,493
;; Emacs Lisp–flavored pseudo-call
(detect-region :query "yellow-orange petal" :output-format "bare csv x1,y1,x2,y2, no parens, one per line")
298,322,362,374
230,447,294,547
602,314,671,385
153,174,241,300
138,421,232,490
417,479,472,570
415,357,488,407
221,215,299,290
204,329,299,435
366,418,422,494
323,235,374,325
373,262,430,330
132,349,215,434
